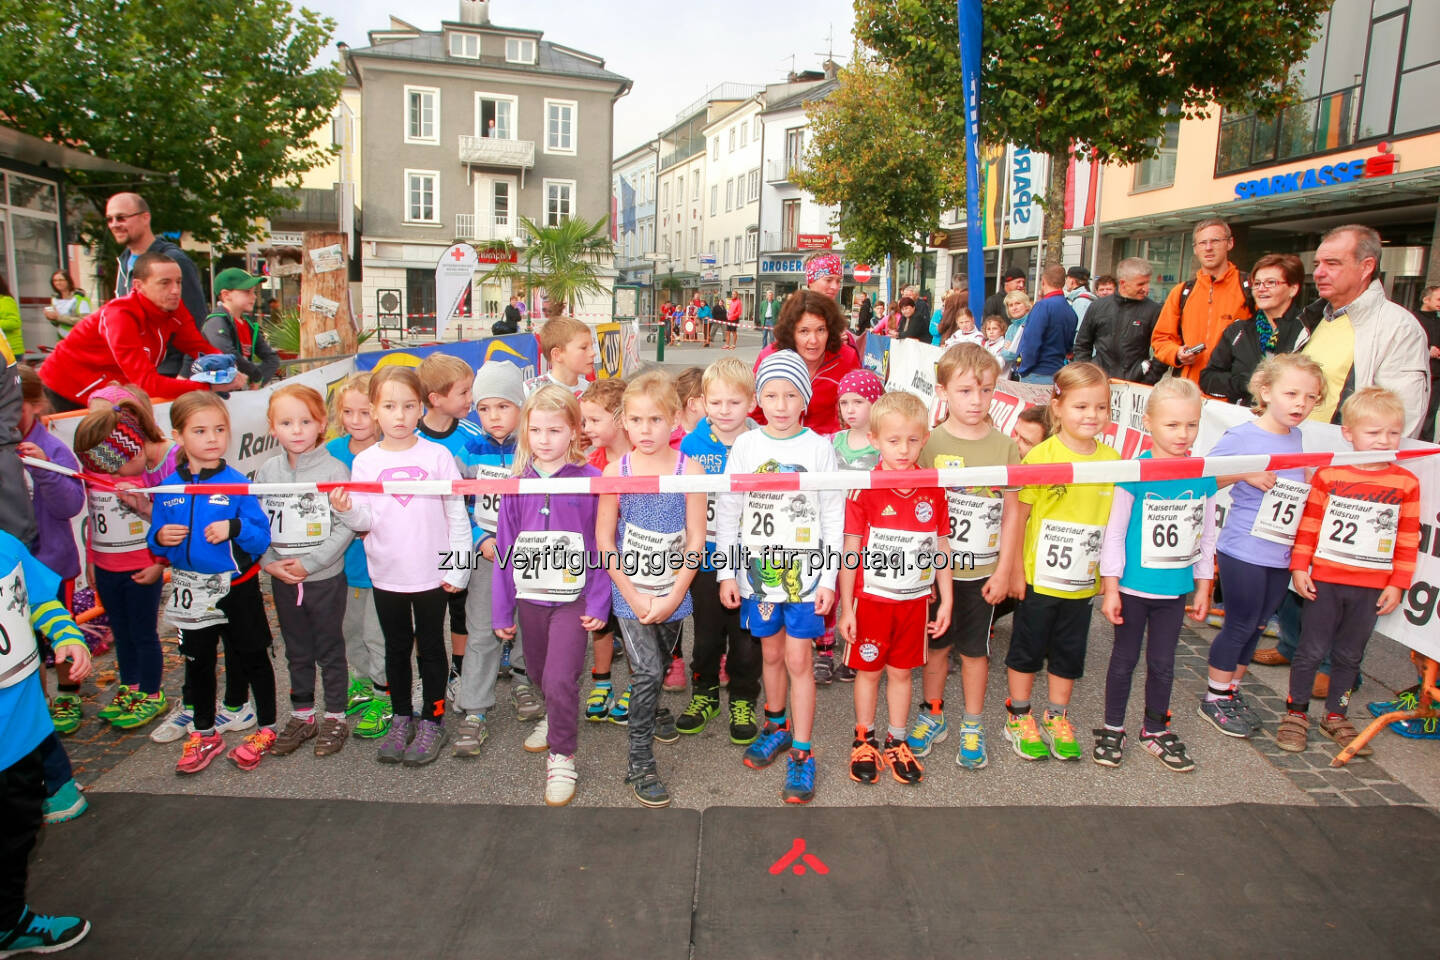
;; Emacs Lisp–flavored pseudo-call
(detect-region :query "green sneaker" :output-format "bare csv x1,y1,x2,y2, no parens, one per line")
50,694,83,735
1003,708,1049,761
676,689,720,734
345,676,375,716
1041,709,1082,761
97,686,142,722
354,694,392,738
111,691,169,730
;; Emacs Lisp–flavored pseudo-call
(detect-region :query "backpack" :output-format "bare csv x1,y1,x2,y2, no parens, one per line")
1177,271,1256,321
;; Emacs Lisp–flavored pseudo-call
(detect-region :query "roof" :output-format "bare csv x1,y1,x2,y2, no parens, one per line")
345,26,630,89
762,79,838,116
0,125,158,176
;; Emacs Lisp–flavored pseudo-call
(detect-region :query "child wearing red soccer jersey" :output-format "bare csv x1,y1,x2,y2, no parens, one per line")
1279,387,1421,757
837,392,953,785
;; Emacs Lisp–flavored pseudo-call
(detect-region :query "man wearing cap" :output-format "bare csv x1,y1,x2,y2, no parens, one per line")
1063,266,1096,328
984,268,1028,325
203,268,280,387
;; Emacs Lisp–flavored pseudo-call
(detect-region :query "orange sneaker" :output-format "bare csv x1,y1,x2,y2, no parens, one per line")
848,731,883,784
228,728,278,771
175,732,225,775
882,736,923,784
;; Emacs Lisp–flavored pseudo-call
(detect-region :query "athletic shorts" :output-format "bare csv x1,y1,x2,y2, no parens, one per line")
930,578,994,658
446,587,468,635
1003,587,1093,680
741,596,824,640
844,597,928,671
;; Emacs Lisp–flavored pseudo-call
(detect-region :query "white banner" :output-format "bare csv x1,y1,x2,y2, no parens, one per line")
435,243,478,340
1007,144,1047,242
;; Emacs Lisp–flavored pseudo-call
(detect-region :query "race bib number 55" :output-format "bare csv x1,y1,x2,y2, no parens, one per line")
1033,519,1103,593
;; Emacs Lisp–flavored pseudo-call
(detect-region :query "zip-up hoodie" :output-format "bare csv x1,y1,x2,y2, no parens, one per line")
491,461,610,629
21,420,85,580
147,461,270,577
254,446,354,581
460,430,517,548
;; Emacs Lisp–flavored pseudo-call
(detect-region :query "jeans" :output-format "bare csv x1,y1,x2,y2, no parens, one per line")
39,735,72,797
457,560,527,714
92,566,164,695
1020,372,1056,385
618,618,682,775
1208,553,1289,672
273,574,349,714
372,586,448,721
516,598,589,756
343,585,387,686
1104,594,1185,732
0,746,44,929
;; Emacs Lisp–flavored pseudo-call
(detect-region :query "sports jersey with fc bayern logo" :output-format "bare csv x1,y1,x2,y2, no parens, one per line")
844,481,950,604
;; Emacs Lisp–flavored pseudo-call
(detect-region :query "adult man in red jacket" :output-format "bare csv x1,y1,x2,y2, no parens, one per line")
39,253,246,410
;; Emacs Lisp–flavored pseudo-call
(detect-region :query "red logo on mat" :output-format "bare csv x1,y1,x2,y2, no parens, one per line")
769,838,828,876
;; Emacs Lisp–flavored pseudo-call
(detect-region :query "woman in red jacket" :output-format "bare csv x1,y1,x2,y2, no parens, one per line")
751,289,861,437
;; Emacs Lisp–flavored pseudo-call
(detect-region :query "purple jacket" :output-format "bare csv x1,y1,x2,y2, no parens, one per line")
22,420,84,580
491,461,610,628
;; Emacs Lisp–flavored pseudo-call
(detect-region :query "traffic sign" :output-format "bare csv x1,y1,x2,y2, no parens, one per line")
852,264,873,283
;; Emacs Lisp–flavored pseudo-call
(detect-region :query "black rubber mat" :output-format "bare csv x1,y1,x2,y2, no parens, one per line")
693,804,1440,959
26,793,700,960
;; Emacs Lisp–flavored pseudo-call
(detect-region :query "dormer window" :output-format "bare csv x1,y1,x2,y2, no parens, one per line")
505,37,535,63
449,32,479,58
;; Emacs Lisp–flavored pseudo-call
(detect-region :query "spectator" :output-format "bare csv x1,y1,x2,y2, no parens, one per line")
854,290,873,332
1094,275,1117,299
493,294,521,335
202,268,280,387
1014,263,1078,383
1150,218,1254,382
758,288,780,349
0,275,19,358
1064,266,1096,327
104,193,208,376
1200,253,1316,404
725,291,742,350
805,253,844,300
914,288,933,334
1073,257,1164,383
752,289,861,436
984,267,1027,322
998,289,1033,373
44,271,91,341
1304,224,1431,436
1417,283,1440,443
0,335,37,546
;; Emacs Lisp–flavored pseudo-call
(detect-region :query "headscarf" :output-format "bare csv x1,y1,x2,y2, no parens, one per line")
804,253,843,287
78,409,146,474
836,368,884,404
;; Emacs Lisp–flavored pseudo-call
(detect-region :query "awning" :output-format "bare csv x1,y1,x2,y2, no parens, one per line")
0,124,159,176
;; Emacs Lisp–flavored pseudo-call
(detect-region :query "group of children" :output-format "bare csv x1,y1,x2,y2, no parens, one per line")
25,303,1422,810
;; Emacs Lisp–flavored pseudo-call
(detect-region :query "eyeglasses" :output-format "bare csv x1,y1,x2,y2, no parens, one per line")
105,212,143,224
1252,279,1290,290
1193,237,1231,248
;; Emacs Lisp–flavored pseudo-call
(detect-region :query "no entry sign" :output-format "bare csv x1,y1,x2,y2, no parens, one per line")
852,264,873,283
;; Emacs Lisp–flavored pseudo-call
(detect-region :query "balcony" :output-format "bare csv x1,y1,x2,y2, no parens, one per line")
658,139,703,172
458,135,535,169
765,157,807,184
456,214,517,243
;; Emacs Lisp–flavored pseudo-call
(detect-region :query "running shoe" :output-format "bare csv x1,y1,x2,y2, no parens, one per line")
497,641,512,679
743,720,792,769
150,703,195,744
0,907,90,957
42,780,88,825
96,685,141,723
728,699,759,745
836,663,857,683
355,694,393,739
545,753,578,807
1140,729,1195,772
446,671,461,715
1367,690,1440,739
813,652,836,686
1003,708,1048,761
608,686,632,725
344,675,374,715
718,655,729,688
49,694,83,735
1196,697,1251,739
110,692,168,731
1091,728,1125,767
955,720,989,770
512,682,545,722
676,689,720,734
849,732,883,784
270,716,317,756
654,708,680,744
1228,689,1263,733
883,736,924,784
906,708,948,758
175,731,225,775
453,714,488,757
782,750,816,804
628,767,671,807
376,715,415,763
314,716,348,757
663,657,687,692
228,727,278,771
403,719,447,766
584,682,614,721
524,717,550,753
1041,710,1081,761
215,702,257,734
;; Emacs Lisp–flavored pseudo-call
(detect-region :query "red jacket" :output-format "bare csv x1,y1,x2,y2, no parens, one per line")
39,290,220,404
752,339,862,437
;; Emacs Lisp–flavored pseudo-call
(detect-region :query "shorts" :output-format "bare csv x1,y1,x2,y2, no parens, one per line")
741,596,824,641
446,587,468,635
844,598,928,671
1003,586,1092,680
930,578,994,658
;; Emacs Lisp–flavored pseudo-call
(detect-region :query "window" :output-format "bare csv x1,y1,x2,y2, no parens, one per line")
784,128,804,172
404,86,439,145
677,177,684,208
1134,106,1180,190
713,138,720,160
747,169,760,202
662,181,670,209
404,169,438,223
725,179,734,211
740,122,748,147
449,33,479,58
476,94,516,140
728,128,736,153
544,179,575,225
664,234,672,258
690,227,698,256
709,240,716,255
745,230,758,261
710,185,718,216
545,99,577,154
506,37,536,63
692,169,700,201
734,235,741,260
723,238,730,265
674,231,681,258
405,269,438,337
753,116,762,140
493,181,510,227
781,199,800,249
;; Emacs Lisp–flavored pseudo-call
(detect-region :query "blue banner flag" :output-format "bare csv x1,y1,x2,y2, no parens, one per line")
959,0,985,321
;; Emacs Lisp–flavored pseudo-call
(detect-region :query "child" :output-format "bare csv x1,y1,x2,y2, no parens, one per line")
1012,405,1049,459
1004,362,1118,761
837,391,952,785
1199,353,1325,739
716,350,843,804
525,316,596,398
148,392,278,773
598,372,706,807
492,385,611,806
679,358,762,743
578,378,631,721
1095,377,1217,771
453,360,536,758
324,373,392,739
257,384,355,758
981,315,1009,370
200,268,280,387
331,367,471,766
940,306,982,347
671,367,705,449
911,343,1023,769
1280,387,1419,755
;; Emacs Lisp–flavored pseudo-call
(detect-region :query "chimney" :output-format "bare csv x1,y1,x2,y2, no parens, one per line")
823,59,838,80
459,0,490,25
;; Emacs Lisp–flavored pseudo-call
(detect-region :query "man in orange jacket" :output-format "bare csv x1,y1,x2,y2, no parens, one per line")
1150,218,1254,384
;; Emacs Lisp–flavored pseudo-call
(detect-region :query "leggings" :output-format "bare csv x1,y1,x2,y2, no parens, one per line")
372,586,448,722
0,746,44,929
688,567,762,702
1208,552,1290,672
92,566,164,695
178,574,276,732
516,598,589,756
1103,593,1185,732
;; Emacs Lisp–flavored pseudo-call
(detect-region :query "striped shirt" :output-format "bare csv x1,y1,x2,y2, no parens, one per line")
1290,463,1421,591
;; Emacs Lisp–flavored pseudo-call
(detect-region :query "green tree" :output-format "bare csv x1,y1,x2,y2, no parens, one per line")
855,0,1332,264
0,0,341,247
794,58,962,287
486,215,616,318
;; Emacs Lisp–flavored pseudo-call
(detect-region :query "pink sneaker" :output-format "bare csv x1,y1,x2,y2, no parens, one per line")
228,727,278,771
663,657,687,692
176,732,225,775
719,655,729,688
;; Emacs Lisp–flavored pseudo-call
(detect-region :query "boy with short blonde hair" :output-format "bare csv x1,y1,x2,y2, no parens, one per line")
526,316,595,398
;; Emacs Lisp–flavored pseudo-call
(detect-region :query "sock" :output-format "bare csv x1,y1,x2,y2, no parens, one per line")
195,727,216,737
292,707,315,722
815,641,834,656
451,654,464,674
962,711,983,725
921,699,944,714
1325,712,1345,722
1105,723,1125,733
854,724,872,741
1046,702,1067,718
887,724,906,741
765,706,787,728
374,683,389,694
792,740,811,753
324,711,345,720
466,712,486,722
591,671,612,683
1228,678,1241,692
222,703,244,714
1007,699,1030,716
58,683,81,693
1287,699,1309,716
1205,683,1231,702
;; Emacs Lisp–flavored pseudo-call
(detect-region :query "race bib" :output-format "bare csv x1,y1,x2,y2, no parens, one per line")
1033,519,1103,593
1141,497,1206,569
88,491,149,554
623,523,686,596
471,464,509,533
1251,478,1310,545
741,490,819,601
1315,495,1398,571
511,530,586,602
945,491,1004,569
164,569,230,630
0,561,40,689
705,493,717,543
261,493,332,557
862,527,936,601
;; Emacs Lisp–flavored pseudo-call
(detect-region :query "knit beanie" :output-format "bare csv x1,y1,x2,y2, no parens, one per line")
472,359,526,408
78,409,146,474
755,350,813,404
836,368,884,404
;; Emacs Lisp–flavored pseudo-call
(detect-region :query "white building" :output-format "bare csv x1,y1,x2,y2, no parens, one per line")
701,95,763,317
611,139,657,318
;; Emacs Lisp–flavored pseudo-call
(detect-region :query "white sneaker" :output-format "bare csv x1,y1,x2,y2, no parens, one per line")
215,702,257,733
150,704,195,744
545,753,577,806
446,671,462,715
524,717,549,753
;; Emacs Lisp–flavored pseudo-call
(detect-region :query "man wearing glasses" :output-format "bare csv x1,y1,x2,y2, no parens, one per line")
106,193,208,375
1150,218,1254,384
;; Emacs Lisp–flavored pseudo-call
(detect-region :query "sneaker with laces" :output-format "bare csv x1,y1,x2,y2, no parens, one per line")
1318,714,1373,757
228,727,278,771
355,694,393,738
215,702,257,734
1140,729,1195,772
453,714,489,757
176,731,225,775
376,715,415,763
446,671,461,715
955,720,989,770
663,657,687,692
150,703,195,744
883,737,924,784
584,682,614,721
836,663,857,683
1003,708,1049,761
524,717,550,753
676,689,720,734
96,686,141,722
1091,728,1125,767
270,716,317,756
608,686,632,725
728,699,759,745
314,716,348,757
1196,697,1251,739
0,906,90,957
42,780,88,825
345,675,374,715
111,692,168,730
813,652,836,685
782,750,817,803
1041,710,1081,760
512,682,545,722
497,641,512,679
849,732,883,784
545,753,578,806
403,719,447,766
49,694,83,735
719,655,729,687
906,709,948,758
1228,689,1263,733
743,720,792,769
654,707,679,743
628,767,671,807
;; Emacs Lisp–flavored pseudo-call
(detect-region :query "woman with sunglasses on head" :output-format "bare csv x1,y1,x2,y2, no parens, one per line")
1200,253,1319,404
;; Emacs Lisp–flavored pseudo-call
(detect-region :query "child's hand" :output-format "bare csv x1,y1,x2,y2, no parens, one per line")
1010,567,1030,600
117,489,149,513
329,488,352,513
642,594,680,625
928,600,952,637
56,642,92,683
813,587,835,616
718,580,741,609
837,608,856,644
480,539,497,562
1245,471,1278,491
1102,589,1124,626
981,572,1008,606
155,524,189,547
580,615,605,632
1291,570,1317,601
1189,580,1213,623
264,560,302,585
495,626,517,640
16,441,46,462
1376,585,1403,616
629,593,653,622
442,581,461,593
131,563,164,586
203,520,230,544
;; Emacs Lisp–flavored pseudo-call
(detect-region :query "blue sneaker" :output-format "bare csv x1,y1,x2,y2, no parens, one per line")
782,750,816,804
1367,692,1440,739
742,720,792,769
0,906,90,957
42,780,88,824
607,686,632,725
498,642,512,679
906,709,948,758
955,720,989,770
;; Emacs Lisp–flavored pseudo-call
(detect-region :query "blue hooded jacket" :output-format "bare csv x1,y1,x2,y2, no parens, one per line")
146,461,270,576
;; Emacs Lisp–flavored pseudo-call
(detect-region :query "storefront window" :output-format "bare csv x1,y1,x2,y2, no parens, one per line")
1120,233,1186,303
7,174,57,214
11,214,59,305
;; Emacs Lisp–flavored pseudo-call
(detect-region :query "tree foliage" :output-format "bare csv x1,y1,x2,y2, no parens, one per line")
0,0,342,246
855,0,1332,263
486,215,616,317
795,59,963,272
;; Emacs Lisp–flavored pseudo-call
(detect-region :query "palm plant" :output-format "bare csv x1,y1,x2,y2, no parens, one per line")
487,214,615,317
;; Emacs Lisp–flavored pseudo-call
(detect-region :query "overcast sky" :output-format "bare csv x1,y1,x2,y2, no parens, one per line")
304,0,855,155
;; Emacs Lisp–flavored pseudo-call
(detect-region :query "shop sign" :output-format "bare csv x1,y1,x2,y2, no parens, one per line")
797,234,833,249
1232,143,1399,200
762,257,806,274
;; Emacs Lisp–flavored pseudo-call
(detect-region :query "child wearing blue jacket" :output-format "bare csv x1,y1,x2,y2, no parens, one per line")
147,392,276,775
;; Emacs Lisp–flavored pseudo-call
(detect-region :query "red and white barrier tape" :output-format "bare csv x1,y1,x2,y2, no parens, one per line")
23,448,1439,498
